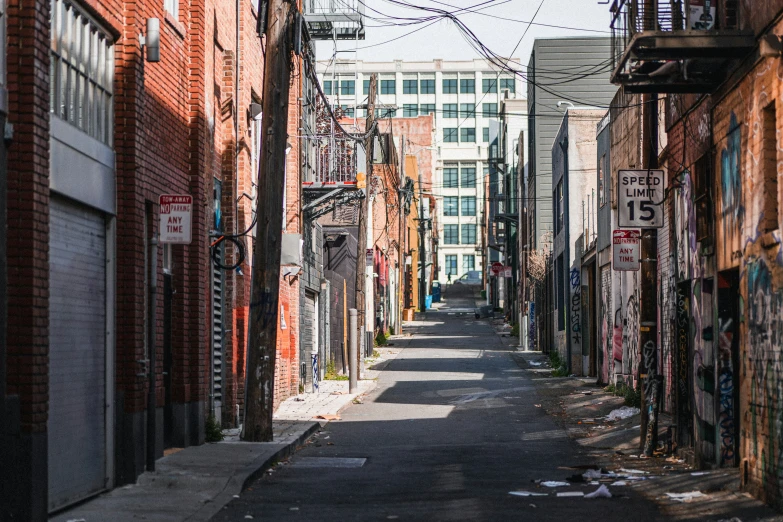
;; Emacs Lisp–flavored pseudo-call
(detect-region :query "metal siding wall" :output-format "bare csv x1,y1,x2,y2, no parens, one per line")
659,188,674,413
600,264,613,383
48,197,107,511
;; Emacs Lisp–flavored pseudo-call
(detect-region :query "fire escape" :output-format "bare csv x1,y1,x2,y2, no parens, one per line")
610,0,754,92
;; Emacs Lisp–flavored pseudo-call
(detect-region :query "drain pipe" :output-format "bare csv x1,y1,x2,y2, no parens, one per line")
147,236,158,471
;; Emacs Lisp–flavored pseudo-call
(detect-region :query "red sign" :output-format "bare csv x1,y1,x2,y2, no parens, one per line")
490,262,504,276
612,229,640,271
159,194,193,244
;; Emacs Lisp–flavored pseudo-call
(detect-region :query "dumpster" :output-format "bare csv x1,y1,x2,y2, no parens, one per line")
431,281,441,303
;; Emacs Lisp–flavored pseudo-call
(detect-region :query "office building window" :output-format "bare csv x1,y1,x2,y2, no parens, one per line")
461,224,476,244
461,166,476,187
444,196,459,216
403,104,418,117
420,103,435,115
420,79,435,94
340,80,355,95
443,104,458,118
443,166,458,188
482,78,498,93
445,255,458,276
460,103,475,119
403,79,417,94
323,80,332,95
482,103,498,118
599,154,606,207
340,105,354,117
463,255,475,273
442,78,457,94
443,128,458,143
460,127,476,143
461,196,476,216
482,127,490,142
380,79,396,95
375,107,397,118
500,78,515,93
460,78,475,93
363,79,370,95
444,225,459,244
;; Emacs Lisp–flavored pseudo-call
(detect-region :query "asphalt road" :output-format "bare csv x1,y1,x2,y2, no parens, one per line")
213,287,664,521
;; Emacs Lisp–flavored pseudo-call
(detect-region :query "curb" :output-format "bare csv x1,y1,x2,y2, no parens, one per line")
188,421,320,521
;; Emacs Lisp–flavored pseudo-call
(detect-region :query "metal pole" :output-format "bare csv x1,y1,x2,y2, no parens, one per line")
147,236,158,471
418,166,426,312
641,93,660,455
348,308,358,393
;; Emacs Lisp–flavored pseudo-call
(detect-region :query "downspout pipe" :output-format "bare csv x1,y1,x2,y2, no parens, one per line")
559,132,571,375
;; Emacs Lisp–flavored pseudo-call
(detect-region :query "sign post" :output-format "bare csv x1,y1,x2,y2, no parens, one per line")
159,194,193,244
618,169,665,228
613,229,641,271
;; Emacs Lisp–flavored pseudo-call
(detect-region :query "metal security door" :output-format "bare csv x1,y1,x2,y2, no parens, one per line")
48,197,107,511
303,292,316,392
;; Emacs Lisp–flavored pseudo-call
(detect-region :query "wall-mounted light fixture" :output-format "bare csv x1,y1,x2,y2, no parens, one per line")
139,18,160,62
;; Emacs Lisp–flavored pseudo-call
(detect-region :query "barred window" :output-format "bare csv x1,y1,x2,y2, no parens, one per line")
50,0,114,146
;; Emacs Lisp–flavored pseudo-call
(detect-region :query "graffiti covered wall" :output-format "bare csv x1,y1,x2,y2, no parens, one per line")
713,31,783,504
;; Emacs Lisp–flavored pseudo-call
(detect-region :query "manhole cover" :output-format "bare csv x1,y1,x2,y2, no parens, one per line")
289,457,367,468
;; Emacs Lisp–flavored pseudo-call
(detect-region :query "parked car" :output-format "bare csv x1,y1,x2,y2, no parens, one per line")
453,270,482,285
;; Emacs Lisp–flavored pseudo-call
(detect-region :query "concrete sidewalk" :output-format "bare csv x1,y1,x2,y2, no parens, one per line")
50,348,399,522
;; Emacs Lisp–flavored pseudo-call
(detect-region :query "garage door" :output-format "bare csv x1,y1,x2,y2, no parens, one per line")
48,197,107,511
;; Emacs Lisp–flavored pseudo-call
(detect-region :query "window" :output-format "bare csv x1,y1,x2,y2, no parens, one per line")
598,154,606,207
50,0,114,145
461,167,476,188
323,80,332,95
443,128,458,142
380,79,396,95
461,224,476,244
482,78,497,93
460,103,475,119
555,180,564,232
445,255,458,276
375,107,397,118
340,105,354,117
460,127,476,143
444,196,459,216
482,103,498,118
444,224,459,244
462,255,475,273
340,80,355,95
763,103,778,232
443,166,458,188
420,103,435,115
443,104,458,118
403,104,418,117
403,79,417,94
420,79,435,94
165,0,178,17
482,127,490,143
461,196,476,216
460,78,475,93
442,78,457,94
694,153,714,242
363,79,370,95
556,255,565,330
499,78,515,93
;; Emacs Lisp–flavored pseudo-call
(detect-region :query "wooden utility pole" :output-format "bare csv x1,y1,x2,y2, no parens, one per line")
640,92,660,455
418,165,426,312
398,137,405,333
355,74,376,360
242,0,295,442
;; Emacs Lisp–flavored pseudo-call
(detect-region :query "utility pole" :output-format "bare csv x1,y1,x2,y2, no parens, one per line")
242,0,294,442
398,137,405,332
640,93,660,456
418,165,426,312
356,74,376,363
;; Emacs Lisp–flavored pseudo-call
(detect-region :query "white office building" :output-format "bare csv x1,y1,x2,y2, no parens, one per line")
316,58,521,284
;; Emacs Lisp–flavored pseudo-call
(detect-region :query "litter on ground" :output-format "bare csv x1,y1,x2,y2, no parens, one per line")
611,481,628,487
557,491,585,497
605,406,640,421
509,491,548,497
665,491,707,502
540,481,571,487
529,361,543,367
585,485,612,499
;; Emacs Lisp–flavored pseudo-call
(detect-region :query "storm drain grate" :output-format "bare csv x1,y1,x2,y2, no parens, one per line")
289,457,367,468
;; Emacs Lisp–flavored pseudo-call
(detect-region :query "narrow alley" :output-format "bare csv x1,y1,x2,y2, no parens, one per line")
213,287,666,521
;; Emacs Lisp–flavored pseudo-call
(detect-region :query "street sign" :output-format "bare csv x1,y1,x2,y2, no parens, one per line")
366,248,373,267
159,194,192,244
618,169,665,228
613,229,641,271
490,262,504,276
503,266,512,278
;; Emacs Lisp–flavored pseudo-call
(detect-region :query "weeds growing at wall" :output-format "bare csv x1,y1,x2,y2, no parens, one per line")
325,359,349,381
205,415,224,443
510,323,519,338
603,382,642,408
548,350,569,377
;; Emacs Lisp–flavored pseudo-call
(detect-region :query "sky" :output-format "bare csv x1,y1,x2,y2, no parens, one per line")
315,0,613,68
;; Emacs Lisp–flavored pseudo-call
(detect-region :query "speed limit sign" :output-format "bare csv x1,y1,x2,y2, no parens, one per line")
618,170,665,228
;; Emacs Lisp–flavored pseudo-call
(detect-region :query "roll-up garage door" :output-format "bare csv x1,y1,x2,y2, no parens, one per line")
48,197,107,511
